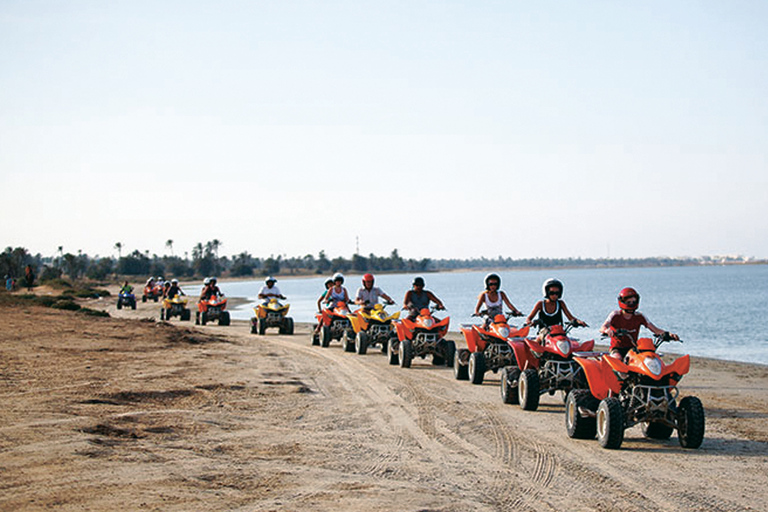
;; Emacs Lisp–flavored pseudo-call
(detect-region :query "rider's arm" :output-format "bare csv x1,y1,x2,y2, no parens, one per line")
599,311,617,335
403,290,413,309
525,301,542,325
500,291,522,315
643,315,678,340
561,301,584,325
427,291,444,309
474,292,485,315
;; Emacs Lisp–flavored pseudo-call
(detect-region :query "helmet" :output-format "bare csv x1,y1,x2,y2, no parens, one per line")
332,272,344,283
542,278,563,298
412,276,425,287
484,273,501,290
171,279,178,285
210,277,217,284
618,287,640,312
265,276,276,284
324,278,334,288
203,277,211,285
362,273,374,284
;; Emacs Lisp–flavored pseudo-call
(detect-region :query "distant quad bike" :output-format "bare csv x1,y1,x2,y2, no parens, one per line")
196,294,230,326
565,332,705,450
347,302,400,355
390,307,455,369
310,301,354,348
456,311,529,385
251,298,294,335
117,291,137,310
502,321,594,411
142,283,163,303
160,295,191,321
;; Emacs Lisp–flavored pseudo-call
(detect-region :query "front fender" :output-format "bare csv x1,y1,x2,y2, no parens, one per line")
576,356,621,400
461,326,482,352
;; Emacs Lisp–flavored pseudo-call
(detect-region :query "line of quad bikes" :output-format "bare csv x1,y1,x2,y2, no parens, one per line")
124,284,705,451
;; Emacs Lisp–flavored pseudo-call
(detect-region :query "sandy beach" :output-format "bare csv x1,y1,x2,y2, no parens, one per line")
1,290,767,511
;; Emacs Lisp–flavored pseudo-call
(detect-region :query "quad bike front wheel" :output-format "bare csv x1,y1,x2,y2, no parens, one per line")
117,300,123,310
341,331,355,353
518,369,541,411
438,339,456,367
355,332,368,355
218,311,230,326
250,318,258,334
387,338,400,365
321,326,331,348
500,366,520,405
159,308,165,321
453,349,469,380
565,390,598,439
399,339,413,368
469,351,486,385
282,317,294,335
181,309,191,322
677,396,705,449
597,397,625,449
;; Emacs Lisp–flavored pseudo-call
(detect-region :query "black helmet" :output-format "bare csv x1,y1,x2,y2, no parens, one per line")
542,278,563,298
484,273,501,290
412,276,425,287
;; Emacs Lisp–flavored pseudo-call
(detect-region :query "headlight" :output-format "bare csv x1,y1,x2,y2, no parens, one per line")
556,340,571,355
423,318,434,329
498,326,510,338
644,357,663,376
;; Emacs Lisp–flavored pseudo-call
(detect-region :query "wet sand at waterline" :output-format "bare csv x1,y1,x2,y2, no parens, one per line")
1,289,767,511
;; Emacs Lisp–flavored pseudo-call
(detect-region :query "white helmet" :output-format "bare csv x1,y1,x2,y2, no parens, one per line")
203,277,211,285
332,272,344,284
171,279,178,285
265,276,277,284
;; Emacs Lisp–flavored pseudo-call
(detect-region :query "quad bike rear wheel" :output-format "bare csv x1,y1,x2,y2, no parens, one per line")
518,368,541,411
258,318,267,334
500,366,520,405
399,339,413,368
251,318,259,334
355,332,368,355
181,309,191,321
566,390,598,439
219,311,230,326
131,300,136,310
597,397,625,449
453,349,469,380
159,308,165,321
439,339,456,367
469,351,486,385
117,300,123,310
677,396,705,449
283,317,294,335
200,311,208,325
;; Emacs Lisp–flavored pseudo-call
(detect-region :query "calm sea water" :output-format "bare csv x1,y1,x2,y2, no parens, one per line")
195,265,768,366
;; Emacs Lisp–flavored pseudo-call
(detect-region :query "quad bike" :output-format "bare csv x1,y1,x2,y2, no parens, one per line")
390,307,455,368
346,302,400,355
142,283,163,302
565,331,705,450
501,321,594,411
196,294,230,326
160,295,191,321
117,291,137,310
455,311,529,385
251,299,294,334
310,301,354,348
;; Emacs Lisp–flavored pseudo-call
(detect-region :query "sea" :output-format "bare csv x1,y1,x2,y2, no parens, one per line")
187,265,768,366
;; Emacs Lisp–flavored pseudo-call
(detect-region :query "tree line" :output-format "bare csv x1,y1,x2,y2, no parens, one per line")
2,242,758,285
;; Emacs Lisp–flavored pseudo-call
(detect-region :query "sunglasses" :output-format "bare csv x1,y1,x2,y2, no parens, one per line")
488,282,499,287
548,290,562,296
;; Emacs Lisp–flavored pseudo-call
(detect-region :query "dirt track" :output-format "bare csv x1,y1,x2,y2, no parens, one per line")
1,295,768,511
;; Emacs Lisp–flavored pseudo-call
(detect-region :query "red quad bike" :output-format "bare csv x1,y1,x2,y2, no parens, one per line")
196,295,230,326
455,311,529,385
310,301,354,348
142,283,163,302
390,307,455,368
565,331,705,450
501,321,595,411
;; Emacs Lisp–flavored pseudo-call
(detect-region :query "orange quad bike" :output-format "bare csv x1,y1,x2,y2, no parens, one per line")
251,298,293,335
565,331,705,450
142,283,163,302
456,311,529,386
346,302,400,355
196,294,230,326
502,320,595,411
390,307,455,368
160,294,191,321
310,301,354,348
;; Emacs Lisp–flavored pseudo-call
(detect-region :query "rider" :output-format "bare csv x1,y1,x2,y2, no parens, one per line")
166,279,184,299
313,278,335,336
600,287,679,359
403,276,445,320
324,273,351,307
473,273,523,326
199,277,212,301
355,273,395,309
525,278,586,343
258,276,286,304
120,281,133,294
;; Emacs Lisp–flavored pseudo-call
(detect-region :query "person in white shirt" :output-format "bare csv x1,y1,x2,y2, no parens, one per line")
258,276,286,304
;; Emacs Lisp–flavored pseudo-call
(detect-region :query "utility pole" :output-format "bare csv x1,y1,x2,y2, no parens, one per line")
355,236,359,256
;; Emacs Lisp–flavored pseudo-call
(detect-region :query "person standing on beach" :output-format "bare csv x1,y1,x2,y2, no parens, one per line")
600,287,679,359
403,276,445,320
24,265,35,291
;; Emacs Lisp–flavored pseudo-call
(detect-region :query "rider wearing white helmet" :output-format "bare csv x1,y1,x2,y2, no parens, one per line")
258,276,286,304
325,273,350,306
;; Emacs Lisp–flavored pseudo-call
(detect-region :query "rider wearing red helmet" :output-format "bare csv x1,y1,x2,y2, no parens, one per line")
600,287,679,359
355,273,394,308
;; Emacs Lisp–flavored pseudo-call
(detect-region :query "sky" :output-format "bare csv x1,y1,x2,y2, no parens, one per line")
1,1,767,261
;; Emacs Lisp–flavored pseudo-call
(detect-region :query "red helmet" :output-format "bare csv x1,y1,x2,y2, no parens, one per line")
362,273,374,284
618,287,640,312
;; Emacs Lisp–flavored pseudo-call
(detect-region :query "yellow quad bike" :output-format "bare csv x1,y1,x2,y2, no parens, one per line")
345,303,400,355
251,299,294,335
161,295,191,321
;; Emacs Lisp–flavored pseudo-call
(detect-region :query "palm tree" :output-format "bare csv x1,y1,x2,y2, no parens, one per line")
114,242,123,259
165,239,174,256
211,239,222,259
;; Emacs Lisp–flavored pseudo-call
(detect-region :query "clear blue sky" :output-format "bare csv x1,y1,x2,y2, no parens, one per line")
2,1,766,260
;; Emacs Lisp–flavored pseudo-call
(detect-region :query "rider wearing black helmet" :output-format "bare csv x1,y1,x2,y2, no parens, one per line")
403,276,444,320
